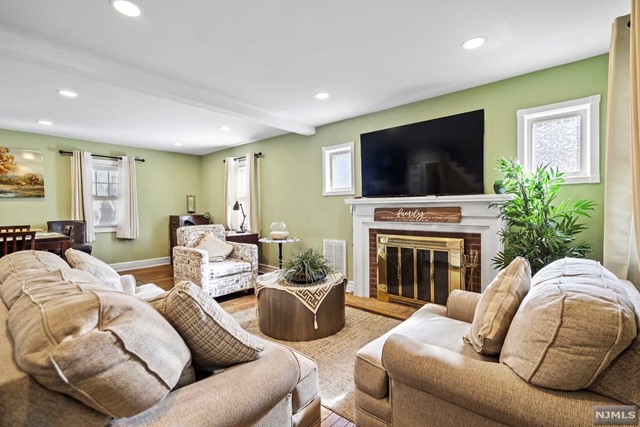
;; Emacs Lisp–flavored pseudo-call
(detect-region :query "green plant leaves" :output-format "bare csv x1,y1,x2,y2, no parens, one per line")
280,248,335,284
491,159,595,274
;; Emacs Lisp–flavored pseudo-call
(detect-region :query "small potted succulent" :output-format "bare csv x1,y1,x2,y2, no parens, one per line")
281,248,335,284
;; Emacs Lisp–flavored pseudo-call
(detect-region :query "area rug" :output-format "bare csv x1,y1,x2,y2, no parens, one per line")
231,306,401,422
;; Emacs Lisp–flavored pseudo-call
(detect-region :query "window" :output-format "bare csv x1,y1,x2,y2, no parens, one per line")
229,157,251,230
517,95,600,184
91,159,118,231
322,141,355,196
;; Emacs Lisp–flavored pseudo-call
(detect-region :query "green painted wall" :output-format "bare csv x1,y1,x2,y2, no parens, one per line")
201,55,609,277
0,129,202,264
0,55,608,271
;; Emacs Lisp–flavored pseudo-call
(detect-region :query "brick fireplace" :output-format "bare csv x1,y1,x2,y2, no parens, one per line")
345,194,509,298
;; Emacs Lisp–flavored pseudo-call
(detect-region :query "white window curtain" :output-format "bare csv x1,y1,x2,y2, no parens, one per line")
223,153,261,233
603,13,640,284
116,156,139,239
224,156,239,230
71,150,95,242
245,151,261,234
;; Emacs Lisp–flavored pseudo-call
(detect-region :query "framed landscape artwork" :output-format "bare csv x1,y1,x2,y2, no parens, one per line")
0,147,45,198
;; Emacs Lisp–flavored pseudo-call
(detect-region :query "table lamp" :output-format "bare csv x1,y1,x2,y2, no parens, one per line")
232,201,246,233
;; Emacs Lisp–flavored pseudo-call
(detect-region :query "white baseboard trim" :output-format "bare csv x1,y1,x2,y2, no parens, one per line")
111,257,171,272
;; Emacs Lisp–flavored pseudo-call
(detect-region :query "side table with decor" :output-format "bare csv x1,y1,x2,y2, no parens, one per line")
256,271,346,341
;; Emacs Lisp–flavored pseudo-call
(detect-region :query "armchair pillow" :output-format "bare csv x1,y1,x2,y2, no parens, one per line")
464,256,531,354
150,281,264,370
500,258,637,390
64,248,123,291
196,234,233,261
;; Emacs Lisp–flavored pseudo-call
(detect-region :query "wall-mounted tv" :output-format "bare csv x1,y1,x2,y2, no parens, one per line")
360,109,485,198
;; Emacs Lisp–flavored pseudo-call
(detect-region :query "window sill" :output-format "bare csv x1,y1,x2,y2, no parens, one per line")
95,227,116,234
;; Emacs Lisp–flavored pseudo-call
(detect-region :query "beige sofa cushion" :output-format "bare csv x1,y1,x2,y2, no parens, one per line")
150,281,263,370
8,279,191,418
464,256,530,354
196,234,233,261
356,304,496,400
1,268,106,309
588,279,640,405
65,248,123,291
0,250,68,283
501,258,637,390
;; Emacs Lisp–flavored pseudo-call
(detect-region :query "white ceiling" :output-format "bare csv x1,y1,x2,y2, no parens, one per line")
0,0,630,155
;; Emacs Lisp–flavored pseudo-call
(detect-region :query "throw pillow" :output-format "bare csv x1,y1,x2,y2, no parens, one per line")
8,280,190,418
587,279,640,406
150,281,263,370
1,268,106,309
65,248,123,291
196,234,233,261
464,256,531,354
500,259,637,390
0,250,68,283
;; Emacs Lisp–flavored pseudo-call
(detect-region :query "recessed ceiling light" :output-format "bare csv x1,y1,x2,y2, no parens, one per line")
174,142,183,147
57,89,78,98
462,37,487,50
220,126,231,132
37,120,53,126
110,0,142,17
315,92,330,100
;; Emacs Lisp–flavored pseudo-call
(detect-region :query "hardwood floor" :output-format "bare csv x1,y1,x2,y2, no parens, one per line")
119,263,416,425
120,264,418,320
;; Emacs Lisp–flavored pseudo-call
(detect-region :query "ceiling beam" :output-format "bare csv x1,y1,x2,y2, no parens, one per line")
0,30,316,136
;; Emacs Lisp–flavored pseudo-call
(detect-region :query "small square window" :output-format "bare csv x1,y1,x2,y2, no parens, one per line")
323,142,355,196
517,95,600,184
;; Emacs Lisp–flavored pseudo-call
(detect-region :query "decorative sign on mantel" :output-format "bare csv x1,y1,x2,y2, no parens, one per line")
374,207,461,223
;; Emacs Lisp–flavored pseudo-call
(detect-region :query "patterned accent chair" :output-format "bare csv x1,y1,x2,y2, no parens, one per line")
173,224,258,298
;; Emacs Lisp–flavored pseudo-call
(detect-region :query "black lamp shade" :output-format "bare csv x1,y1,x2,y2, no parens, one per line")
233,201,240,211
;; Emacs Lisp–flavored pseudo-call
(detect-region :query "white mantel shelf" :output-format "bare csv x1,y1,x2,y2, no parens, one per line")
345,194,511,297
344,194,511,207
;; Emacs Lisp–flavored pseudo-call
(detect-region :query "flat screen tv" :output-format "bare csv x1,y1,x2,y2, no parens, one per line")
361,109,484,197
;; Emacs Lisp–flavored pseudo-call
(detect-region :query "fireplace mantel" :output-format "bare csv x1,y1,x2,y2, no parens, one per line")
345,194,510,297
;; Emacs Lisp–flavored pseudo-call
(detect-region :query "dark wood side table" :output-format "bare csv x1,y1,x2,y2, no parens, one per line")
225,231,259,246
169,215,209,262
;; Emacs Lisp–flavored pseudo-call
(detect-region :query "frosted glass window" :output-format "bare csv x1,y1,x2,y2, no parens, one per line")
331,151,352,189
532,115,581,172
517,95,600,185
323,142,355,196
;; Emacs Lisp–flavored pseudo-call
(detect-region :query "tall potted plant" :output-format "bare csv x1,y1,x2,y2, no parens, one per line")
492,158,596,274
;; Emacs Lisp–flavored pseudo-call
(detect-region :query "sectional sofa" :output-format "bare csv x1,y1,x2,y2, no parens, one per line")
0,250,321,426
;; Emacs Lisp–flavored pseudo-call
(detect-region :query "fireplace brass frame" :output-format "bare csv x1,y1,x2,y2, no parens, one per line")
376,234,464,306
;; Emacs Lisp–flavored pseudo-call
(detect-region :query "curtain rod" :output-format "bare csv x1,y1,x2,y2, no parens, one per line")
58,150,145,163
223,152,263,163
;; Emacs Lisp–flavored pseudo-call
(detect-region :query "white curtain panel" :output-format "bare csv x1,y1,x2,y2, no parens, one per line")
245,152,261,234
631,1,640,284
116,156,139,239
604,14,635,279
70,150,96,242
224,156,239,230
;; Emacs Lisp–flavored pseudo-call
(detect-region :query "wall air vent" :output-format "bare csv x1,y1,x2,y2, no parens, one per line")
323,239,347,275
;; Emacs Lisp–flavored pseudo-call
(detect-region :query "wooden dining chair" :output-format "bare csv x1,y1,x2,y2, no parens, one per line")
0,230,36,257
0,225,30,232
